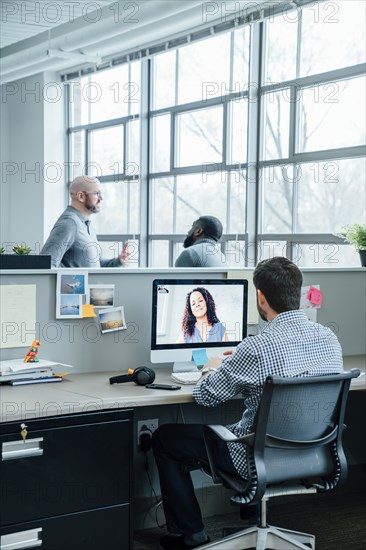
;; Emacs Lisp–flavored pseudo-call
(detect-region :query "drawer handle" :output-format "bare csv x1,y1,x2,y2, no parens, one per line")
0,528,42,549
1,438,44,461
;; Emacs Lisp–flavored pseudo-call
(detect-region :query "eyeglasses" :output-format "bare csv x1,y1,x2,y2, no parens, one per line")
82,191,102,197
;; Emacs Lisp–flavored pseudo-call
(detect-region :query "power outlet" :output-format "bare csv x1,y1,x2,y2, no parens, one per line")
137,419,159,445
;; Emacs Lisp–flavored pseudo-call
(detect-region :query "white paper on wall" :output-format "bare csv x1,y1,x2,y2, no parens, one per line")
0,285,36,348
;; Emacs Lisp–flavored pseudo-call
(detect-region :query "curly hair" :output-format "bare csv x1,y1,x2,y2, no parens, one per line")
181,287,220,337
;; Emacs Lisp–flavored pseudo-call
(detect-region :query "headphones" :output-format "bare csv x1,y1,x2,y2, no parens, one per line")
109,366,155,386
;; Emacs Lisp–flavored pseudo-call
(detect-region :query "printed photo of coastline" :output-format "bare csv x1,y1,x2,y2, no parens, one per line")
99,306,126,333
87,285,115,308
58,294,82,318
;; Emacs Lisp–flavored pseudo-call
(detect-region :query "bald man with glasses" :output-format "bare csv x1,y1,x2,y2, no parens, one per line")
41,175,130,268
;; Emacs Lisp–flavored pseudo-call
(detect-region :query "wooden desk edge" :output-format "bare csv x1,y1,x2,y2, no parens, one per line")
1,356,365,423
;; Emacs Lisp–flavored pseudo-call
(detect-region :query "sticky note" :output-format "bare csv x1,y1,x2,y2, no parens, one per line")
307,286,323,307
192,349,209,367
82,304,97,317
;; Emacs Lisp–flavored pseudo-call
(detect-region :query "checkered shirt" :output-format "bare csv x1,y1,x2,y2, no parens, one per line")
193,310,344,479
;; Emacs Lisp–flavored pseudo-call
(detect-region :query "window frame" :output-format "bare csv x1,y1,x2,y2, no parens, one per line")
66,6,366,268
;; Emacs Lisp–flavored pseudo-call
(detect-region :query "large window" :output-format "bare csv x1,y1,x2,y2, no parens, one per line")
259,0,366,267
148,27,250,266
68,63,141,265
67,0,365,267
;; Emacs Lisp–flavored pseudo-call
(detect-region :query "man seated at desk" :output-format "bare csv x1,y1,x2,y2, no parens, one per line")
152,256,344,550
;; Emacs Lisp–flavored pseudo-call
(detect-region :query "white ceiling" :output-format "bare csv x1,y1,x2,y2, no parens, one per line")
0,0,116,49
0,0,305,83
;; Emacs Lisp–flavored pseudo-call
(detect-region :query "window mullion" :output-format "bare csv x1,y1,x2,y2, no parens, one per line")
246,21,263,267
139,58,150,267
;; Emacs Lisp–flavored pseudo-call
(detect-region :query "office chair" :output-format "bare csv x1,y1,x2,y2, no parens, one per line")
197,368,360,550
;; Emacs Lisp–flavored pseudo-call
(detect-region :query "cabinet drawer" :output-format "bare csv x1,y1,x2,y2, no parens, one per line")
0,504,130,550
0,410,133,526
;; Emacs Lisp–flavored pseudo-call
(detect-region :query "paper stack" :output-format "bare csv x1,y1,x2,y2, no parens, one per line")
0,359,72,386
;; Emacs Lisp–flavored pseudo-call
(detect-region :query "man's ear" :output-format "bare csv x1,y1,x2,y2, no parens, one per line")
194,226,203,237
257,289,266,307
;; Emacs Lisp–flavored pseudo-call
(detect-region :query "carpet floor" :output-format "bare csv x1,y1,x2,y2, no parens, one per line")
133,490,366,550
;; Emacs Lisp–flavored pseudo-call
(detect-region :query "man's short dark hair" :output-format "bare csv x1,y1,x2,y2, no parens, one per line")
253,256,303,312
197,216,223,242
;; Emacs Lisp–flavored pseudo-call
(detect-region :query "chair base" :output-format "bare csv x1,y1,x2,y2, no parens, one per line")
198,524,315,550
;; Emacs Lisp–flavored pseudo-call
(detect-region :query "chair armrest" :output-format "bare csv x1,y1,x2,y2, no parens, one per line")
203,425,255,485
205,425,255,446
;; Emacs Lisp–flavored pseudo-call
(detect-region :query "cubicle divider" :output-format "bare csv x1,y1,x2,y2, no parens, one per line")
1,268,228,372
1,267,365,370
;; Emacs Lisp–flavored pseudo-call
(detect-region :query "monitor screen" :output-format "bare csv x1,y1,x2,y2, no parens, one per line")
151,279,248,371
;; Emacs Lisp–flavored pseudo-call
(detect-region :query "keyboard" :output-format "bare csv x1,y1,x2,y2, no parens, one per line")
171,371,202,385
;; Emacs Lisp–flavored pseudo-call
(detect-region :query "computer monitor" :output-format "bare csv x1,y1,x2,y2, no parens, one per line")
151,279,248,372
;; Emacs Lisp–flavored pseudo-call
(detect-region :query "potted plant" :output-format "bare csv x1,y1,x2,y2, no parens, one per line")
0,243,51,269
339,224,366,267
12,244,32,255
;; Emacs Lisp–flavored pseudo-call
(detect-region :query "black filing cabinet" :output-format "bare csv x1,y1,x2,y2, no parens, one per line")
0,409,133,550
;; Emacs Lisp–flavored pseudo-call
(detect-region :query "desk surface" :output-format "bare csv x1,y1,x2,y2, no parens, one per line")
0,355,364,423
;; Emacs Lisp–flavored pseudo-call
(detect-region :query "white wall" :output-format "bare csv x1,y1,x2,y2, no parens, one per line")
0,72,65,252
43,71,67,239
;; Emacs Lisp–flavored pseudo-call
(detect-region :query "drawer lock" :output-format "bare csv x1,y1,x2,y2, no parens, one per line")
20,423,28,443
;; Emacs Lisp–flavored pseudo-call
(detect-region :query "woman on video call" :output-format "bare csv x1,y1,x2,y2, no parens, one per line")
177,287,228,344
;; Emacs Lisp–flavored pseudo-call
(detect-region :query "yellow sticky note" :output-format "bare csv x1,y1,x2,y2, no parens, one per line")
82,304,97,317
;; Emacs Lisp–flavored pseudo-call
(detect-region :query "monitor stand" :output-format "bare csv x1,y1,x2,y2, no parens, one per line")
173,361,199,373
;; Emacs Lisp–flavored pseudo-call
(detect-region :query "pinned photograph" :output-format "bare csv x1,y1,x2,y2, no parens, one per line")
87,284,115,308
99,306,127,334
56,271,87,319
57,294,83,318
58,272,87,295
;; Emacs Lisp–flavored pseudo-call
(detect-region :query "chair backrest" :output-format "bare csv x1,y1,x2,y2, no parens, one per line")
251,369,360,493
203,369,360,505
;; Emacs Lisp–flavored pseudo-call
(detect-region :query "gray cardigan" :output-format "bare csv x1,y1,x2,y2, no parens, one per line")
41,206,121,268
